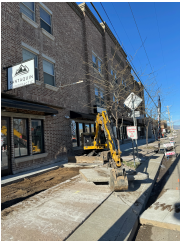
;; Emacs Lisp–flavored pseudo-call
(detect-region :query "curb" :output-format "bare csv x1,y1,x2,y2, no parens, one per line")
127,155,164,241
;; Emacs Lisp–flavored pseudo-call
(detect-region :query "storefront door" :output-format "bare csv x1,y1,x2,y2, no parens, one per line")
1,117,11,176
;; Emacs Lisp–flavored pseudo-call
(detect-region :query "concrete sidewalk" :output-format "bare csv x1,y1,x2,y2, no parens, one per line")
1,142,164,241
1,137,156,187
67,153,164,241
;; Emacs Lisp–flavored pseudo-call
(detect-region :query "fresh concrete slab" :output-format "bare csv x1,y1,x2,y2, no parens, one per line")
67,154,164,241
140,190,180,231
1,175,112,241
79,167,149,182
68,156,103,164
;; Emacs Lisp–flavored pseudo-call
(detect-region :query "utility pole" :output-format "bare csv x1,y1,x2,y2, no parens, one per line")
158,96,161,151
166,105,171,134
131,94,138,159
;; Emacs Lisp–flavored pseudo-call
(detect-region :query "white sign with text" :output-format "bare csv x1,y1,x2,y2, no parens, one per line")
127,126,138,139
8,59,35,90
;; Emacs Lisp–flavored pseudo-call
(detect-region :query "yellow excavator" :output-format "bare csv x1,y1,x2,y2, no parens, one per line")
82,110,128,191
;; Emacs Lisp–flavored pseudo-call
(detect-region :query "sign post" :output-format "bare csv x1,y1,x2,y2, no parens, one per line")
127,126,138,167
124,92,142,160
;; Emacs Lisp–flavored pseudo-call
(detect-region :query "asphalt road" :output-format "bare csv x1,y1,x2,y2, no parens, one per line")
135,130,180,241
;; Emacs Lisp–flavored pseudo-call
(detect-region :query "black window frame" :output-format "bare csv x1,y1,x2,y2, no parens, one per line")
31,119,45,155
13,118,29,158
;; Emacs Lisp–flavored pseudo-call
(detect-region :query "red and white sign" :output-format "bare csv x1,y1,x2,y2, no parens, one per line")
127,126,137,139
163,143,174,148
165,151,175,156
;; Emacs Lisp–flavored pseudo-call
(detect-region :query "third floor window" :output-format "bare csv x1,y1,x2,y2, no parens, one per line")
40,7,52,34
20,2,35,21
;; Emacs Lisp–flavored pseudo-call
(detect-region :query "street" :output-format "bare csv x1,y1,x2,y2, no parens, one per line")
135,131,180,241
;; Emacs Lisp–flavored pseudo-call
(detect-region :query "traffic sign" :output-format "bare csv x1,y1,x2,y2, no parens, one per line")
127,126,137,139
165,151,175,156
124,92,142,110
163,143,174,148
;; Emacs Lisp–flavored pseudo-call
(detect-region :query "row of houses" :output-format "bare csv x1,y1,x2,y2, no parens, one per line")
1,2,148,176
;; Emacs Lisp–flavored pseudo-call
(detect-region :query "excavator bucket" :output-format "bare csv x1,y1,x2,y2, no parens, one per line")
109,168,128,192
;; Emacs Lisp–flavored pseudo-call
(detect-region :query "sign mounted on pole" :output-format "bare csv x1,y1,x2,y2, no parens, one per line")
124,92,142,110
7,59,35,90
127,126,138,140
165,151,175,156
163,143,174,148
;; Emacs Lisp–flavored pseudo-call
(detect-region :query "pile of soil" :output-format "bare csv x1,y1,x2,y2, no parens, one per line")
1,167,86,211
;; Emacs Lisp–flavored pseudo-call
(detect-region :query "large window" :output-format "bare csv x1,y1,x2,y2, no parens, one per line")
22,48,39,80
71,120,77,147
95,86,104,107
111,68,117,83
79,123,83,146
92,53,102,74
13,118,28,157
40,7,52,34
31,120,44,154
85,124,90,133
43,59,55,86
20,2,35,21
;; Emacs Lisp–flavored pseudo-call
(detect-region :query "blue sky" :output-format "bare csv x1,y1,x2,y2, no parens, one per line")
77,2,180,126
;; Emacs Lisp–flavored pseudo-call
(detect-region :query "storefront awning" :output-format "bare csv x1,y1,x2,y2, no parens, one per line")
1,98,58,115
70,111,96,121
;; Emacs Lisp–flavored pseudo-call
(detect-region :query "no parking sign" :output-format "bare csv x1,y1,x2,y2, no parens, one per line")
127,126,137,139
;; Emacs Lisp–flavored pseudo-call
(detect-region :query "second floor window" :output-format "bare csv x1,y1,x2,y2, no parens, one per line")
40,7,52,34
95,86,104,107
92,53,102,74
111,68,117,83
43,59,55,86
22,48,39,80
20,2,35,21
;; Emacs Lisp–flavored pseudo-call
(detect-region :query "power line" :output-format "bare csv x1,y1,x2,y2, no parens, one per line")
128,2,159,89
154,3,167,82
96,2,158,108
111,2,143,69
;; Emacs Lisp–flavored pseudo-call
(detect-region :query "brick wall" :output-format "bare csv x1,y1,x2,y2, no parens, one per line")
1,2,144,174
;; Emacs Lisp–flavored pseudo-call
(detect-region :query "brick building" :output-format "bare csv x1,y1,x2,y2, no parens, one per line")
1,2,145,176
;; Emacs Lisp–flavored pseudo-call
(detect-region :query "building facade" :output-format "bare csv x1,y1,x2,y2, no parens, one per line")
1,2,145,176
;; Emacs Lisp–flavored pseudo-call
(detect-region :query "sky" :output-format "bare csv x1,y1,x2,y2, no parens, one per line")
77,1,180,126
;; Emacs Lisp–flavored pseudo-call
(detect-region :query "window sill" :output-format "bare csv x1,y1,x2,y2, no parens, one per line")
21,13,39,28
45,83,59,91
35,80,41,86
41,28,55,41
14,153,48,164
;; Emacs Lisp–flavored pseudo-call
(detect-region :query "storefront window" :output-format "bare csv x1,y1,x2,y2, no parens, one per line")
79,123,83,146
91,124,95,133
71,120,77,147
31,120,44,154
85,124,90,133
13,118,28,157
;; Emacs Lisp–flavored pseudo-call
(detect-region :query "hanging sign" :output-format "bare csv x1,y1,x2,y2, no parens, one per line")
127,126,137,139
7,59,35,90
